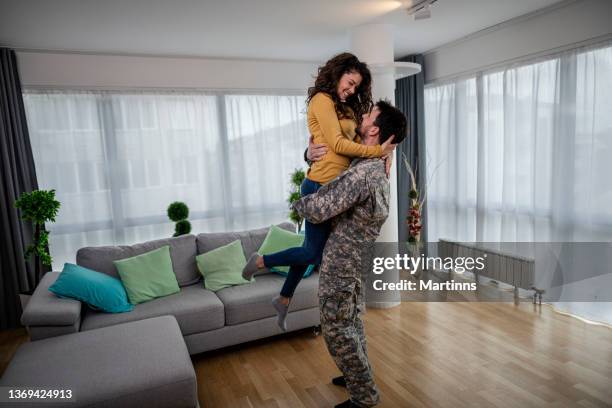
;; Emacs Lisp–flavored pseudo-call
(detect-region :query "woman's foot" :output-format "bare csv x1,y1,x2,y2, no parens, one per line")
242,253,261,280
272,296,290,331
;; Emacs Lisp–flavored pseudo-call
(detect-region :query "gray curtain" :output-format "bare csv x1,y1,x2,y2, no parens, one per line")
395,54,427,243
0,48,43,329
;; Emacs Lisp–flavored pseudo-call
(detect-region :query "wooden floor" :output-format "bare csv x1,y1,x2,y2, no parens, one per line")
0,327,29,377
2,302,611,408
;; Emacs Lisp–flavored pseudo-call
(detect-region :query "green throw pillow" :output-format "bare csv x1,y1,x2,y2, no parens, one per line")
258,225,309,274
113,246,180,304
196,239,252,292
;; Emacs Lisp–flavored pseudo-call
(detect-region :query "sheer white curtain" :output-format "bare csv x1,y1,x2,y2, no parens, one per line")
425,42,612,244
224,95,309,228
425,42,612,323
24,91,308,270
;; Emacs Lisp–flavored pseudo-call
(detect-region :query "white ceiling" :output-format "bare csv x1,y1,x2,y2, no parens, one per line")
0,0,567,61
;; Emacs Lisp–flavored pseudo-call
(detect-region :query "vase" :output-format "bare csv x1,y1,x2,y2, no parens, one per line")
407,241,423,279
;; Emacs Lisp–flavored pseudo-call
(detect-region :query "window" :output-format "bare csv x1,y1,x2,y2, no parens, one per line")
24,91,308,269
424,42,612,243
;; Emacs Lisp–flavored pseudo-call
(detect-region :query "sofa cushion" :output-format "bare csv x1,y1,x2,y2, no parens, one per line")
196,222,294,276
247,222,295,255
0,316,197,408
114,246,180,304
81,284,224,335
196,240,251,292
76,234,200,287
258,225,315,277
49,263,133,313
216,272,318,325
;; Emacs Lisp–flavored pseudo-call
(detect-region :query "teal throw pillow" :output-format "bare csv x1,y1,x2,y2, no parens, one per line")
49,263,133,313
113,245,180,304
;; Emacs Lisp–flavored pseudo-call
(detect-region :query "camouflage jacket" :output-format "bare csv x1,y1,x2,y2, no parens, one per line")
292,158,390,296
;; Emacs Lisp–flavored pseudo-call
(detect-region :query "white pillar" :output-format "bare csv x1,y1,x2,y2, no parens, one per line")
350,24,420,308
351,24,399,248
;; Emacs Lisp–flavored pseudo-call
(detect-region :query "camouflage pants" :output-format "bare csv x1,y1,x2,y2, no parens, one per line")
320,280,380,407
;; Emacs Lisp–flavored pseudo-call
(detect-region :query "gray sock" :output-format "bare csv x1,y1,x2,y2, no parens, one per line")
241,253,260,280
272,296,289,332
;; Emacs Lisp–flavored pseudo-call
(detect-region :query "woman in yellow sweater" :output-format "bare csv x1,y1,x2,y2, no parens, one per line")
242,53,395,330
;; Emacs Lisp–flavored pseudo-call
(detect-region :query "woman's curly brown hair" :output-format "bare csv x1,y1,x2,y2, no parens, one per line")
307,53,373,124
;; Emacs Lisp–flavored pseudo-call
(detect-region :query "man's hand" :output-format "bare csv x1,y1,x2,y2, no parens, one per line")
383,151,394,179
381,134,397,157
381,134,397,178
307,135,328,162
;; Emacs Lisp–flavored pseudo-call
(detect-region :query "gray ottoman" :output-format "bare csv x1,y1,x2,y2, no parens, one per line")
0,316,198,407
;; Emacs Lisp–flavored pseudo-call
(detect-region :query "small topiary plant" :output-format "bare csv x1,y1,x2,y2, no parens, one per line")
174,219,192,236
14,189,61,280
167,202,189,222
288,168,306,232
167,201,191,237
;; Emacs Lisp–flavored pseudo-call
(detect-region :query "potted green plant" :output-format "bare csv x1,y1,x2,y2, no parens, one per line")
14,189,61,281
288,168,306,233
167,201,192,237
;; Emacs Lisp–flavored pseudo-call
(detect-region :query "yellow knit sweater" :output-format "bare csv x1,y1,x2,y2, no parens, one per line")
306,93,382,184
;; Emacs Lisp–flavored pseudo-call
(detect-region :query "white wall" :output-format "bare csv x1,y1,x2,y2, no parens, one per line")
424,0,612,83
17,51,319,91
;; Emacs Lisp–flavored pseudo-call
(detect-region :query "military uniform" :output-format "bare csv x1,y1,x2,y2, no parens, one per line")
293,158,389,408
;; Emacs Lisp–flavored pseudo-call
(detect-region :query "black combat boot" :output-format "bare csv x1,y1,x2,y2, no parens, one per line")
332,375,347,387
334,399,360,408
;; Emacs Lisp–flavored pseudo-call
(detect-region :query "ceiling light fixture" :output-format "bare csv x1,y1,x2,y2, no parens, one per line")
405,0,438,20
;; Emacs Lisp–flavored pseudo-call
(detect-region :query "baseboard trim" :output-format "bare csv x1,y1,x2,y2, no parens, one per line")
366,301,401,309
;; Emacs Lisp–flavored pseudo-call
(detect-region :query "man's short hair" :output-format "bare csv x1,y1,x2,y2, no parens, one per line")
374,100,408,145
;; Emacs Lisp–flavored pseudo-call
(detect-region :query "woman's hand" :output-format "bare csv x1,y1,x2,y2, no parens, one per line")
383,152,394,179
307,135,328,162
381,135,397,157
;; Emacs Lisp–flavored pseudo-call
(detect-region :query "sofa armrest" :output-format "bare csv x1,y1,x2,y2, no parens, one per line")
21,271,82,339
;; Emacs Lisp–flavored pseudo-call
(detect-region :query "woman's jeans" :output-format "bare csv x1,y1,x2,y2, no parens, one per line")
263,177,331,298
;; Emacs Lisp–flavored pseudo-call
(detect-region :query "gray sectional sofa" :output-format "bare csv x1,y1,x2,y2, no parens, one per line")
1,316,199,407
20,222,321,355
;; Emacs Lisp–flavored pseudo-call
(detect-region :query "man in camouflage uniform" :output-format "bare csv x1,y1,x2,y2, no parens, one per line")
293,100,408,408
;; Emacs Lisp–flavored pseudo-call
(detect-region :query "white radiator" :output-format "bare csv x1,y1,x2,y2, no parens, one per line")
438,239,538,300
